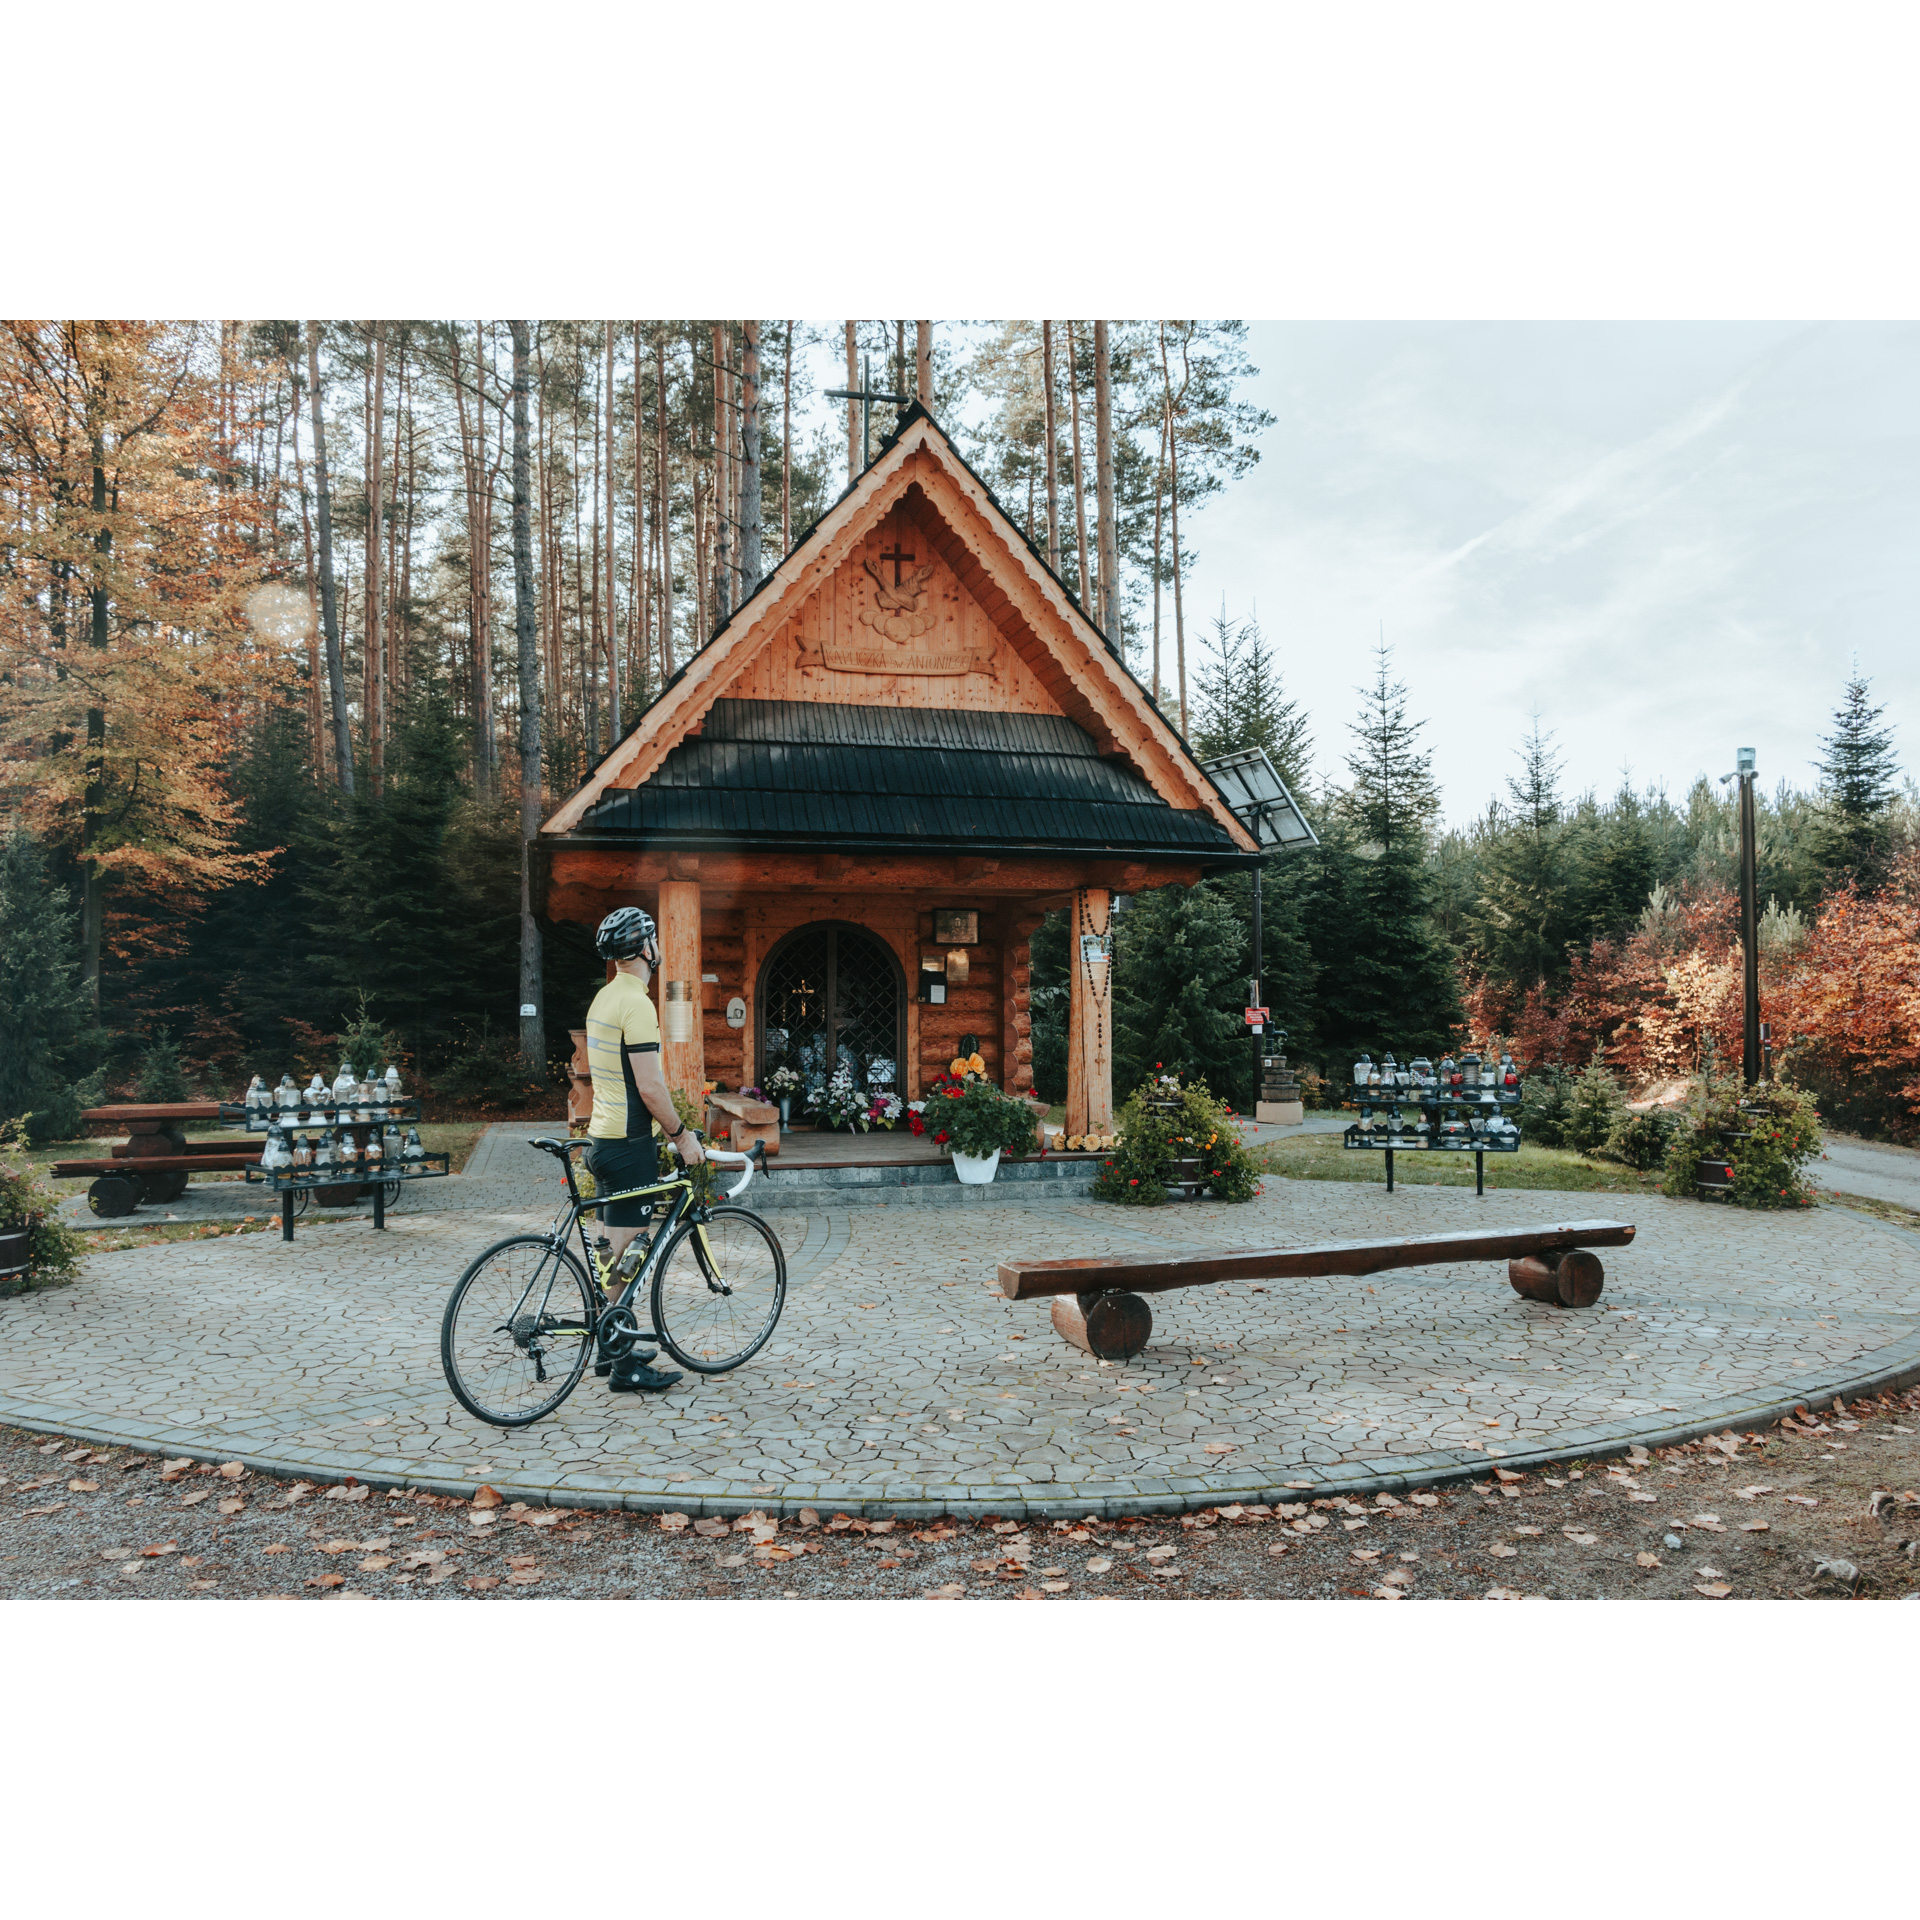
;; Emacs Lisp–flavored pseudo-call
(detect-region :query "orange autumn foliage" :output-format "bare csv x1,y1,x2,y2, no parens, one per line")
0,320,290,944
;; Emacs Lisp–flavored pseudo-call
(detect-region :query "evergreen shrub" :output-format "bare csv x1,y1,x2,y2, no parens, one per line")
1520,1067,1574,1148
1660,1077,1820,1208
435,1021,545,1110
135,1032,194,1103
1566,1051,1626,1155
1602,1107,1676,1171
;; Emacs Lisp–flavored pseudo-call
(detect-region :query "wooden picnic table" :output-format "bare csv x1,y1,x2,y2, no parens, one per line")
57,1103,259,1215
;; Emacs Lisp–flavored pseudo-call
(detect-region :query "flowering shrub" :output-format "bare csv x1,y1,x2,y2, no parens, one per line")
942,1080,1040,1160
1660,1076,1821,1208
1092,1072,1260,1206
0,1120,85,1285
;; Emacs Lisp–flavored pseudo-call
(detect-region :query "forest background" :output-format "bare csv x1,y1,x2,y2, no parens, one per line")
2,317,1916,1145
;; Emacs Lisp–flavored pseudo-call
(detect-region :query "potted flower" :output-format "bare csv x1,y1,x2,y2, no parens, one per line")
764,1065,801,1130
944,1079,1042,1185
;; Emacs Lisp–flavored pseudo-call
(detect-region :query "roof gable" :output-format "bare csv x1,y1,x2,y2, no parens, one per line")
541,406,1254,851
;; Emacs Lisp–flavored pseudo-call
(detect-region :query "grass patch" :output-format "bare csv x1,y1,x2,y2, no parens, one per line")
1819,1189,1920,1235
1251,1132,1664,1196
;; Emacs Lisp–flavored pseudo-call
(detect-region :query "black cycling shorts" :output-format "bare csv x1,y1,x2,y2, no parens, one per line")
586,1134,659,1228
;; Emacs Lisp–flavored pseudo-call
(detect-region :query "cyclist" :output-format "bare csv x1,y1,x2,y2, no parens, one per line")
584,906,706,1394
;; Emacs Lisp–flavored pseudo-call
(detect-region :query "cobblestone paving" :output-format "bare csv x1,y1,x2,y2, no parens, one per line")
11,1162,1920,1516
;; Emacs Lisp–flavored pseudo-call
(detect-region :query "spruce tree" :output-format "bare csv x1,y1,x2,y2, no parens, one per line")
0,831,103,1140
1190,608,1312,792
1111,882,1249,1099
1477,717,1576,986
1342,640,1439,853
1812,671,1898,892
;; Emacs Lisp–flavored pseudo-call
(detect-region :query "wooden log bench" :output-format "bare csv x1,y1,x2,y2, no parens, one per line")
706,1092,780,1155
999,1218,1637,1361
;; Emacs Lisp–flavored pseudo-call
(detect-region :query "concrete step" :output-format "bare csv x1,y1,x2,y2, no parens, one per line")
750,1155,1100,1208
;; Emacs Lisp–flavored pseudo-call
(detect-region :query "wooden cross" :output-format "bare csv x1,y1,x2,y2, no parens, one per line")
880,541,915,586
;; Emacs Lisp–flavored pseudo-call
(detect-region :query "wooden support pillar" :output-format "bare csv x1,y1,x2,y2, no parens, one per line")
657,878,705,1104
1065,886,1112,1137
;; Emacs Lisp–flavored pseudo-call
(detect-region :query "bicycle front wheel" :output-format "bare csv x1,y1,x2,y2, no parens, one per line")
651,1207,787,1374
442,1235,597,1427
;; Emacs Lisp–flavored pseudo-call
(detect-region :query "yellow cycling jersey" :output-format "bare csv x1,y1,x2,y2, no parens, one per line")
585,970,661,1139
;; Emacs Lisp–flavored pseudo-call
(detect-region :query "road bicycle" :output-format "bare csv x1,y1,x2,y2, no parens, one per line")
439,1133,786,1428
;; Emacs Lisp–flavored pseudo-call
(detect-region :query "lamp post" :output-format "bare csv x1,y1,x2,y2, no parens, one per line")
1199,747,1318,1115
1721,745,1761,1086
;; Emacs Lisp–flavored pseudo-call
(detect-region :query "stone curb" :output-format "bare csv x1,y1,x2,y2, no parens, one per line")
9,1317,1919,1523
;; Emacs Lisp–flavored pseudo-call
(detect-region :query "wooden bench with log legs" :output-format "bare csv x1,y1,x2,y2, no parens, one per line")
999,1219,1637,1361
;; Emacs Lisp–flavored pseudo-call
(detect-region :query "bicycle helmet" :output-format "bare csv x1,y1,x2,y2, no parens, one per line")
596,906,660,965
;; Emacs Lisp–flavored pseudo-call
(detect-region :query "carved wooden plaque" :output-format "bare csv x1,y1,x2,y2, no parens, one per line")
819,526,971,674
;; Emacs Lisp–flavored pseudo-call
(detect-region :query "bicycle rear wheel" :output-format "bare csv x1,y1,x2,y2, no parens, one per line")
442,1235,596,1427
651,1207,787,1374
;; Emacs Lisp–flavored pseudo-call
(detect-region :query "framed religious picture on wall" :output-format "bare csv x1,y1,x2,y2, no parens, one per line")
933,909,977,945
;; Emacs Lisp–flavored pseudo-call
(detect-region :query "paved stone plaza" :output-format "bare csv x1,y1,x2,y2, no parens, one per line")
13,1135,1920,1516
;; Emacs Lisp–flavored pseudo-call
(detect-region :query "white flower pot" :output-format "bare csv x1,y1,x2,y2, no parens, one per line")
951,1148,1001,1185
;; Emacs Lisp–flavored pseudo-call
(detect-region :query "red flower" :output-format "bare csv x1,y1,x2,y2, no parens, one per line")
933,1130,949,1144
1129,1178,1139,1186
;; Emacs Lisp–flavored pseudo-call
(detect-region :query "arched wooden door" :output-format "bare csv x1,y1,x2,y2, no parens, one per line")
757,922,905,1114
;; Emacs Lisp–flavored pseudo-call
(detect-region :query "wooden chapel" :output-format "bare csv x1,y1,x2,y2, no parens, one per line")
536,405,1260,1137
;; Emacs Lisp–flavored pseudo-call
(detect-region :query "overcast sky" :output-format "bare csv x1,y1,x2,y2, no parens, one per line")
1179,322,1920,823
791,321,1917,824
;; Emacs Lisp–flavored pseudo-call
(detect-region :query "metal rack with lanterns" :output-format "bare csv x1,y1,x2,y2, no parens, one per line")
1341,1049,1525,1195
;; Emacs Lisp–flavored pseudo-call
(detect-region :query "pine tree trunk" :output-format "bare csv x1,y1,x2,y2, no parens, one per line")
1067,320,1090,611
1094,321,1118,643
305,322,354,794
631,320,645,710
80,391,109,1006
844,321,858,482
782,320,794,554
740,319,762,592
916,320,932,405
656,332,672,682
1042,320,1059,574
1163,323,1190,738
509,321,544,1075
289,339,324,775
604,320,619,735
711,323,731,623
367,321,387,793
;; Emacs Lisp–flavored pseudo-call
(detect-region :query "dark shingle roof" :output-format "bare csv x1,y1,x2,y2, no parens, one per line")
561,699,1245,862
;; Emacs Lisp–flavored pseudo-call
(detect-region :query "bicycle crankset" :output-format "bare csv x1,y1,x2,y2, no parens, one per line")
596,1305,643,1357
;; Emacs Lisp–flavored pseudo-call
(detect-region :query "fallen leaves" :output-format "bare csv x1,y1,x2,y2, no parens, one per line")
217,1497,245,1515
1563,1531,1600,1546
1085,1557,1113,1573
1512,1526,1544,1537
262,1543,292,1555
180,1488,211,1507
139,1540,178,1557
1488,1544,1519,1558
322,1483,369,1504
306,1573,346,1589
925,1582,966,1600
217,1462,245,1480
358,1555,394,1572
1144,1545,1176,1564
66,1479,99,1494
1409,1493,1439,1508
1483,1586,1529,1600
1692,1581,1732,1599
658,1513,690,1532
1739,1520,1771,1533
1690,1514,1726,1532
1040,1579,1071,1593
1202,1443,1237,1455
472,1485,503,1509
1786,1495,1819,1508
1634,1552,1661,1569
693,1518,729,1538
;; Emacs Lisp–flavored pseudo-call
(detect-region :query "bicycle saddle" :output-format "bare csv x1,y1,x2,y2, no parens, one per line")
528,1136,589,1157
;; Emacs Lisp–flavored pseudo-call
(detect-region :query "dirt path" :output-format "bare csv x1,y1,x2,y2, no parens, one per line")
6,1384,1916,1600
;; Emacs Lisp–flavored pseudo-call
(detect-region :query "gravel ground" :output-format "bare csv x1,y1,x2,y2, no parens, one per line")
5,1383,1918,1600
